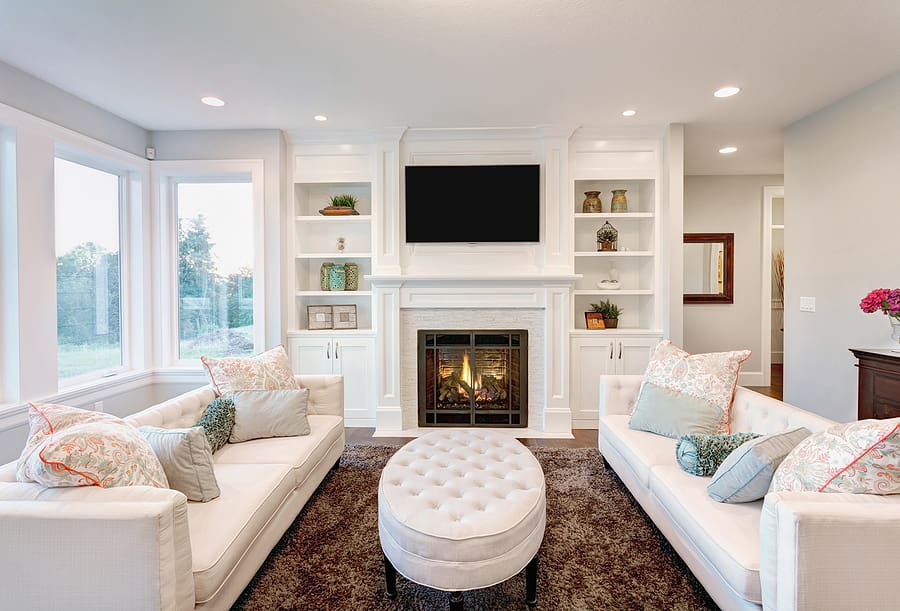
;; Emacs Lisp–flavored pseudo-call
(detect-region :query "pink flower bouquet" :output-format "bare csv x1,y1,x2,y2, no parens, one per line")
859,288,900,319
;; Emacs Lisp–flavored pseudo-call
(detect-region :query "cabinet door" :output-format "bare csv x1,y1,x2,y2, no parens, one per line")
288,336,334,376
614,338,659,375
333,336,375,425
570,337,616,429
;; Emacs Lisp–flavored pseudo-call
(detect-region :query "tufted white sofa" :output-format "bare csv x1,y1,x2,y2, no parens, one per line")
0,374,344,611
598,374,900,611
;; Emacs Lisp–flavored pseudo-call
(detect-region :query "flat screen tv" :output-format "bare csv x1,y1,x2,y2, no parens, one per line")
404,164,540,243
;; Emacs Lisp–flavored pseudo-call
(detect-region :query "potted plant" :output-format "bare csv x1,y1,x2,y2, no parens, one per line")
597,299,623,329
319,194,360,216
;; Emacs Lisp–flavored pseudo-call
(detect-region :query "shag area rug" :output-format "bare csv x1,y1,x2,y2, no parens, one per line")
233,444,718,611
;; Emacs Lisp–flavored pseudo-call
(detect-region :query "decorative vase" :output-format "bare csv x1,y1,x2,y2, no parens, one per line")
320,262,334,291
582,191,602,213
344,262,359,291
328,264,346,291
892,316,900,344
610,189,628,213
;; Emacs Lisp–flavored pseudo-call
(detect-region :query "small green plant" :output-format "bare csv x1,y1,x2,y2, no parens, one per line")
592,299,623,319
329,194,358,209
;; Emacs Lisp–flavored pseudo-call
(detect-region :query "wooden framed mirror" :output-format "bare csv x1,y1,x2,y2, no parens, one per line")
683,232,734,304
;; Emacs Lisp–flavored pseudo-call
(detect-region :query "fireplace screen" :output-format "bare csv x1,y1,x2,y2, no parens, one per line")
418,330,527,427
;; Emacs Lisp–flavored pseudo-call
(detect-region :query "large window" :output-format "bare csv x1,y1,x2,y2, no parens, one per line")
176,181,255,359
54,157,123,381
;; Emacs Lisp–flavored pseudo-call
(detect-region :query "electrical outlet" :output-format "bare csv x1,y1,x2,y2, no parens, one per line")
799,296,816,313
145,146,156,160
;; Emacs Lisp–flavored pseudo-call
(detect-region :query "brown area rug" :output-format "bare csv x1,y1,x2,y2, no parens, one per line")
233,444,718,611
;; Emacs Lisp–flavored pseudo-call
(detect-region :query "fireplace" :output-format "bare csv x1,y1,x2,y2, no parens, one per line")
417,330,528,427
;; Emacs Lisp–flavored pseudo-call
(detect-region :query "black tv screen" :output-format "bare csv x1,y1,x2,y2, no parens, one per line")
404,164,540,243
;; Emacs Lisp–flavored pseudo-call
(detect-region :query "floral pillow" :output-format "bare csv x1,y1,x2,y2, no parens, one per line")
634,340,751,434
16,403,168,489
771,418,900,494
200,344,300,397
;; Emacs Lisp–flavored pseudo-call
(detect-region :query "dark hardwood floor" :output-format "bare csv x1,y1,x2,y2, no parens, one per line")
345,427,599,449
746,363,783,400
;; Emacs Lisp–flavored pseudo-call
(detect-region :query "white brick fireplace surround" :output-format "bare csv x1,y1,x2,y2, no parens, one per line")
371,276,576,438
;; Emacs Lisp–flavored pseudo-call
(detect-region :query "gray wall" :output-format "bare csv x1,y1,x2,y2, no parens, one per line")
0,60,148,156
683,175,784,380
784,70,900,422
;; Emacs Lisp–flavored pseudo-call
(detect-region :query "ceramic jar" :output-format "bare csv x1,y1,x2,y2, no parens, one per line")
344,262,359,291
610,189,628,213
582,191,602,213
328,264,346,291
320,262,334,291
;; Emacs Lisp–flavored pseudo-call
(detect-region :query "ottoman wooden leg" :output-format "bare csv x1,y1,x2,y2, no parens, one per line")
449,591,463,611
526,554,539,606
383,554,397,599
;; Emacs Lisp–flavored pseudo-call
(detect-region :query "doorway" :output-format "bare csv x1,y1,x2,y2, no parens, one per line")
757,186,784,399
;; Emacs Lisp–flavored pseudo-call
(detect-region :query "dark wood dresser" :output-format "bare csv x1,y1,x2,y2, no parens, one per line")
849,348,900,419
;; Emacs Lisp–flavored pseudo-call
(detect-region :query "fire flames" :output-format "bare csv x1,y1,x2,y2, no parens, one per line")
460,352,481,391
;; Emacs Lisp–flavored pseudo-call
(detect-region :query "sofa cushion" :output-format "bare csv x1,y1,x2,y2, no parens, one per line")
200,344,299,397
636,340,751,434
213,414,343,487
187,462,295,605
772,418,900,494
649,464,763,603
599,415,676,488
707,427,811,503
229,388,311,443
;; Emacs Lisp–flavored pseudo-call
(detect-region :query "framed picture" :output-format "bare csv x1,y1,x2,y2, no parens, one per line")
307,305,333,330
332,304,358,329
585,312,606,329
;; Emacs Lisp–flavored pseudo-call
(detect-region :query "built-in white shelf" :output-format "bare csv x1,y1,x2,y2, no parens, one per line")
574,251,654,257
295,290,373,297
295,252,372,259
573,289,654,296
569,328,664,337
295,215,373,223
574,212,654,220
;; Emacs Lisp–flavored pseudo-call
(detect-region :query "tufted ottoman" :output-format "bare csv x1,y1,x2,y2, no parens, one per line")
378,429,546,610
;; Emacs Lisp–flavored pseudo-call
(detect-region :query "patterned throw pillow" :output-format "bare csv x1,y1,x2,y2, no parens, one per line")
200,344,300,397
195,397,236,453
633,340,751,434
771,418,900,494
675,432,761,476
16,403,168,489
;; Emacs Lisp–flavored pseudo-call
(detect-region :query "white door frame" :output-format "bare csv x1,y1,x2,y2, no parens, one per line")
760,186,784,387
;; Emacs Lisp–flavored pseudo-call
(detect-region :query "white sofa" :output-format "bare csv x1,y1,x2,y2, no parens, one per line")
0,374,345,611
598,374,900,611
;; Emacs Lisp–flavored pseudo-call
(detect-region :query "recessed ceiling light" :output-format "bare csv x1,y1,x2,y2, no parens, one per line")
719,146,738,154
621,109,637,117
200,96,225,107
713,86,741,98
314,115,328,122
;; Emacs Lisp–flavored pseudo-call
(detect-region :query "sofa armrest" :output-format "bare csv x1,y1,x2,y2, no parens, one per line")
296,374,344,418
598,374,643,418
0,484,194,611
760,491,900,611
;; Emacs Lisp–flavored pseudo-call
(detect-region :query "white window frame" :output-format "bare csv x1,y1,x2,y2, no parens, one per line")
53,146,133,388
153,160,266,368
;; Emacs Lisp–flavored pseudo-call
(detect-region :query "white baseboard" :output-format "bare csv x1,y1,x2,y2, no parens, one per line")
738,370,764,387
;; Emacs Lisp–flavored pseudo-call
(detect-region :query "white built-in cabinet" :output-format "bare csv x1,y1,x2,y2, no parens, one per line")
567,136,665,429
287,332,375,427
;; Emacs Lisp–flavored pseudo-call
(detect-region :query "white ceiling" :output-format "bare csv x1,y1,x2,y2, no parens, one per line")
1,0,899,174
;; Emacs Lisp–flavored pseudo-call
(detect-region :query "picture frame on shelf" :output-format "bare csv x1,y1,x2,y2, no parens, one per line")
307,305,333,330
332,304,358,329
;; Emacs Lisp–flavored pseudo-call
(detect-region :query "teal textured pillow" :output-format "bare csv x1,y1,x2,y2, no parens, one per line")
675,432,761,476
628,382,724,439
195,397,235,453
708,427,812,503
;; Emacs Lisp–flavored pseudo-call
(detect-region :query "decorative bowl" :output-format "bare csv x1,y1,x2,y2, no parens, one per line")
597,280,620,290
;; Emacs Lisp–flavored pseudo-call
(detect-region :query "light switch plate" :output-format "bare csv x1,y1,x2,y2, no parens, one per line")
799,296,816,312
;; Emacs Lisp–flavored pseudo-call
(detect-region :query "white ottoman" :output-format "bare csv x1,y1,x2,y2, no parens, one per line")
378,429,546,609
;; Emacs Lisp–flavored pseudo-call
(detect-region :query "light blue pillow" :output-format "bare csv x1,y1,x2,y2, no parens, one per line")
628,382,723,439
707,427,812,503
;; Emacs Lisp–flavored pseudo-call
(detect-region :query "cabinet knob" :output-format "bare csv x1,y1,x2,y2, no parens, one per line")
619,343,623,359
335,341,340,359
326,342,331,359
609,344,614,359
